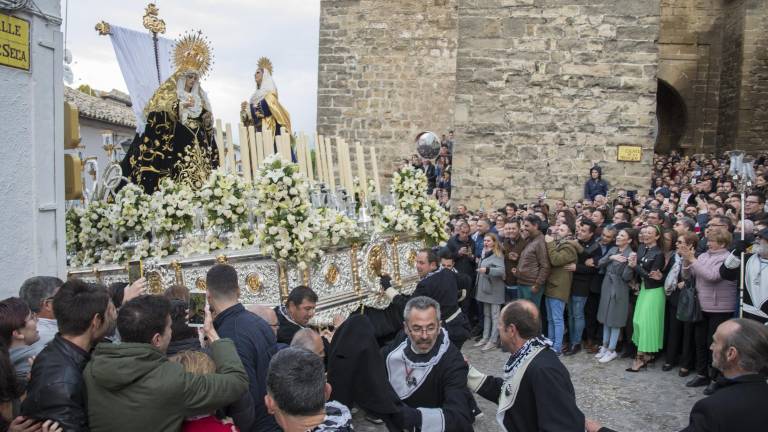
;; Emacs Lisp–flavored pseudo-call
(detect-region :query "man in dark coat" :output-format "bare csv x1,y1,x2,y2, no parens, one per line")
468,300,585,432
381,296,474,432
565,220,603,355
588,318,768,432
384,249,469,349
446,220,479,328
22,280,116,432
274,286,320,345
207,264,280,432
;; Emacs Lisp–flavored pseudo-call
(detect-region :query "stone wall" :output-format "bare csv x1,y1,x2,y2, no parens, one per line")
734,0,768,151
317,0,458,182
451,0,659,207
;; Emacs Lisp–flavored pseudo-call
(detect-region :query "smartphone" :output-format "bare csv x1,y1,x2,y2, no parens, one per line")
188,291,207,328
127,260,143,284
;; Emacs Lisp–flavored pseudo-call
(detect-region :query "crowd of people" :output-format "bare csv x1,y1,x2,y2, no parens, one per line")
1,151,768,431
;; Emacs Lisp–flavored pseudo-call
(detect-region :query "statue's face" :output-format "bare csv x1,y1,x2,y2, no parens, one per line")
255,69,263,86
185,73,198,89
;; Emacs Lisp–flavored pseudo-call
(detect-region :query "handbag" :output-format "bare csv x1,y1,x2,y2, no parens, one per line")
676,278,703,322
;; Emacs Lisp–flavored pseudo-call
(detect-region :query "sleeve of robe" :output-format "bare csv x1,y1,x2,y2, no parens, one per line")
417,354,474,432
532,365,585,432
475,374,503,404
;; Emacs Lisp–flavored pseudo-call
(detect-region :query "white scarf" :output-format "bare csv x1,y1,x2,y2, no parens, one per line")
745,254,768,319
497,336,553,430
664,253,682,295
386,328,451,400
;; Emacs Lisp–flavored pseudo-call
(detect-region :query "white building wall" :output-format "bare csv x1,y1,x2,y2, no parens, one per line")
0,1,64,298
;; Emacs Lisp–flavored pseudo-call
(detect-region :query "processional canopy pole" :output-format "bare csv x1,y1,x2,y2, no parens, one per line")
95,3,166,85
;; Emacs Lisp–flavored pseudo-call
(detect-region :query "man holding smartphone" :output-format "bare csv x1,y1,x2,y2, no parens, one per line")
206,264,280,432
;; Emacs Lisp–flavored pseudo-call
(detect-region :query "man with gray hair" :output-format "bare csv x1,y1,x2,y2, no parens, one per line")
588,318,768,432
380,296,474,431
19,276,63,354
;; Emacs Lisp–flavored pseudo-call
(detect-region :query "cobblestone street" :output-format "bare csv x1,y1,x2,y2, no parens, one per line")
352,343,704,431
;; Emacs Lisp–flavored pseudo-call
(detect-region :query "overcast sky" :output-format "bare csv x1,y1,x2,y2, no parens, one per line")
64,0,320,141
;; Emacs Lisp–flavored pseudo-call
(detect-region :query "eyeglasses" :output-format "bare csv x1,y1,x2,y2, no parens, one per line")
407,325,438,336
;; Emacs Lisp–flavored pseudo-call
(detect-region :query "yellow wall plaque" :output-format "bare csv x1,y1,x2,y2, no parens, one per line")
617,145,642,162
0,13,30,71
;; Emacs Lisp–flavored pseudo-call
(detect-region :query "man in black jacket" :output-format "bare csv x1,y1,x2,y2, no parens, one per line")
468,300,585,432
208,264,280,432
588,318,768,432
21,279,116,431
565,220,603,355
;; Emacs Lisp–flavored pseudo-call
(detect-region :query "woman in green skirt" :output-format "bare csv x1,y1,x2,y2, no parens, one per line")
627,225,666,372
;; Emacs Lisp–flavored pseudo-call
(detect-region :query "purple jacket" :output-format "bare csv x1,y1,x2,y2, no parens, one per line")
686,249,738,313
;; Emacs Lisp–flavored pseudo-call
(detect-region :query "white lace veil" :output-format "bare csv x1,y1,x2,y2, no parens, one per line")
250,68,278,105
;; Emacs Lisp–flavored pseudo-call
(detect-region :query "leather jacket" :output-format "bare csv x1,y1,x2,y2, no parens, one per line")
636,244,665,289
21,335,91,431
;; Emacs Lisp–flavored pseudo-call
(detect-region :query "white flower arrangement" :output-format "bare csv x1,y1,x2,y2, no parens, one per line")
197,168,254,251
253,154,323,270
74,200,115,266
319,208,361,246
376,205,418,234
384,165,449,245
391,165,427,204
149,178,198,257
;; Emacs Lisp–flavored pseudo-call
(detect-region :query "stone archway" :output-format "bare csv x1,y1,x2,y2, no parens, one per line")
655,79,687,154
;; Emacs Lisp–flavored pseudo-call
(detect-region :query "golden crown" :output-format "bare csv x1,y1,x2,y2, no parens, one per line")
257,57,273,75
173,30,213,77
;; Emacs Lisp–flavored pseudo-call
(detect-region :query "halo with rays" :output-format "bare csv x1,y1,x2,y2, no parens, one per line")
172,30,214,77
257,57,273,75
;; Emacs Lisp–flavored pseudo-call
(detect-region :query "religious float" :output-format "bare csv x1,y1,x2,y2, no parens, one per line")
66,6,449,325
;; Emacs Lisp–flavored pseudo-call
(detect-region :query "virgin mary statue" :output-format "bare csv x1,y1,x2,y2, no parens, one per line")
240,57,292,139
120,32,219,194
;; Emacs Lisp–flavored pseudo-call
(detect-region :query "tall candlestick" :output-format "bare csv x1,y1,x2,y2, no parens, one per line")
215,119,226,167
355,142,367,198
340,139,353,193
225,123,236,174
370,146,382,199
238,124,252,182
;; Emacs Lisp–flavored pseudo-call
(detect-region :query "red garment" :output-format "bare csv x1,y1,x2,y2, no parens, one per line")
182,416,238,432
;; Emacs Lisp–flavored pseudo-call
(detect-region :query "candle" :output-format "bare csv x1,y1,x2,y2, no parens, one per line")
248,126,259,168
325,137,336,192
279,128,291,162
215,119,225,168
370,146,382,199
297,135,307,176
247,126,258,176
355,142,367,198
340,139,353,193
238,124,252,182
315,133,326,184
225,123,236,174
305,135,315,182
263,129,275,158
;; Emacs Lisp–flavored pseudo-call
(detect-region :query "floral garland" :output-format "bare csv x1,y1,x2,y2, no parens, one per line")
72,200,114,266
253,154,323,270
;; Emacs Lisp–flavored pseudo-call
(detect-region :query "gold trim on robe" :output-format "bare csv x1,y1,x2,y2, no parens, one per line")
144,71,182,121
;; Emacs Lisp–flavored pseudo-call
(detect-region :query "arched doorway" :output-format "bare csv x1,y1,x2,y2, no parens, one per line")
655,79,687,154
